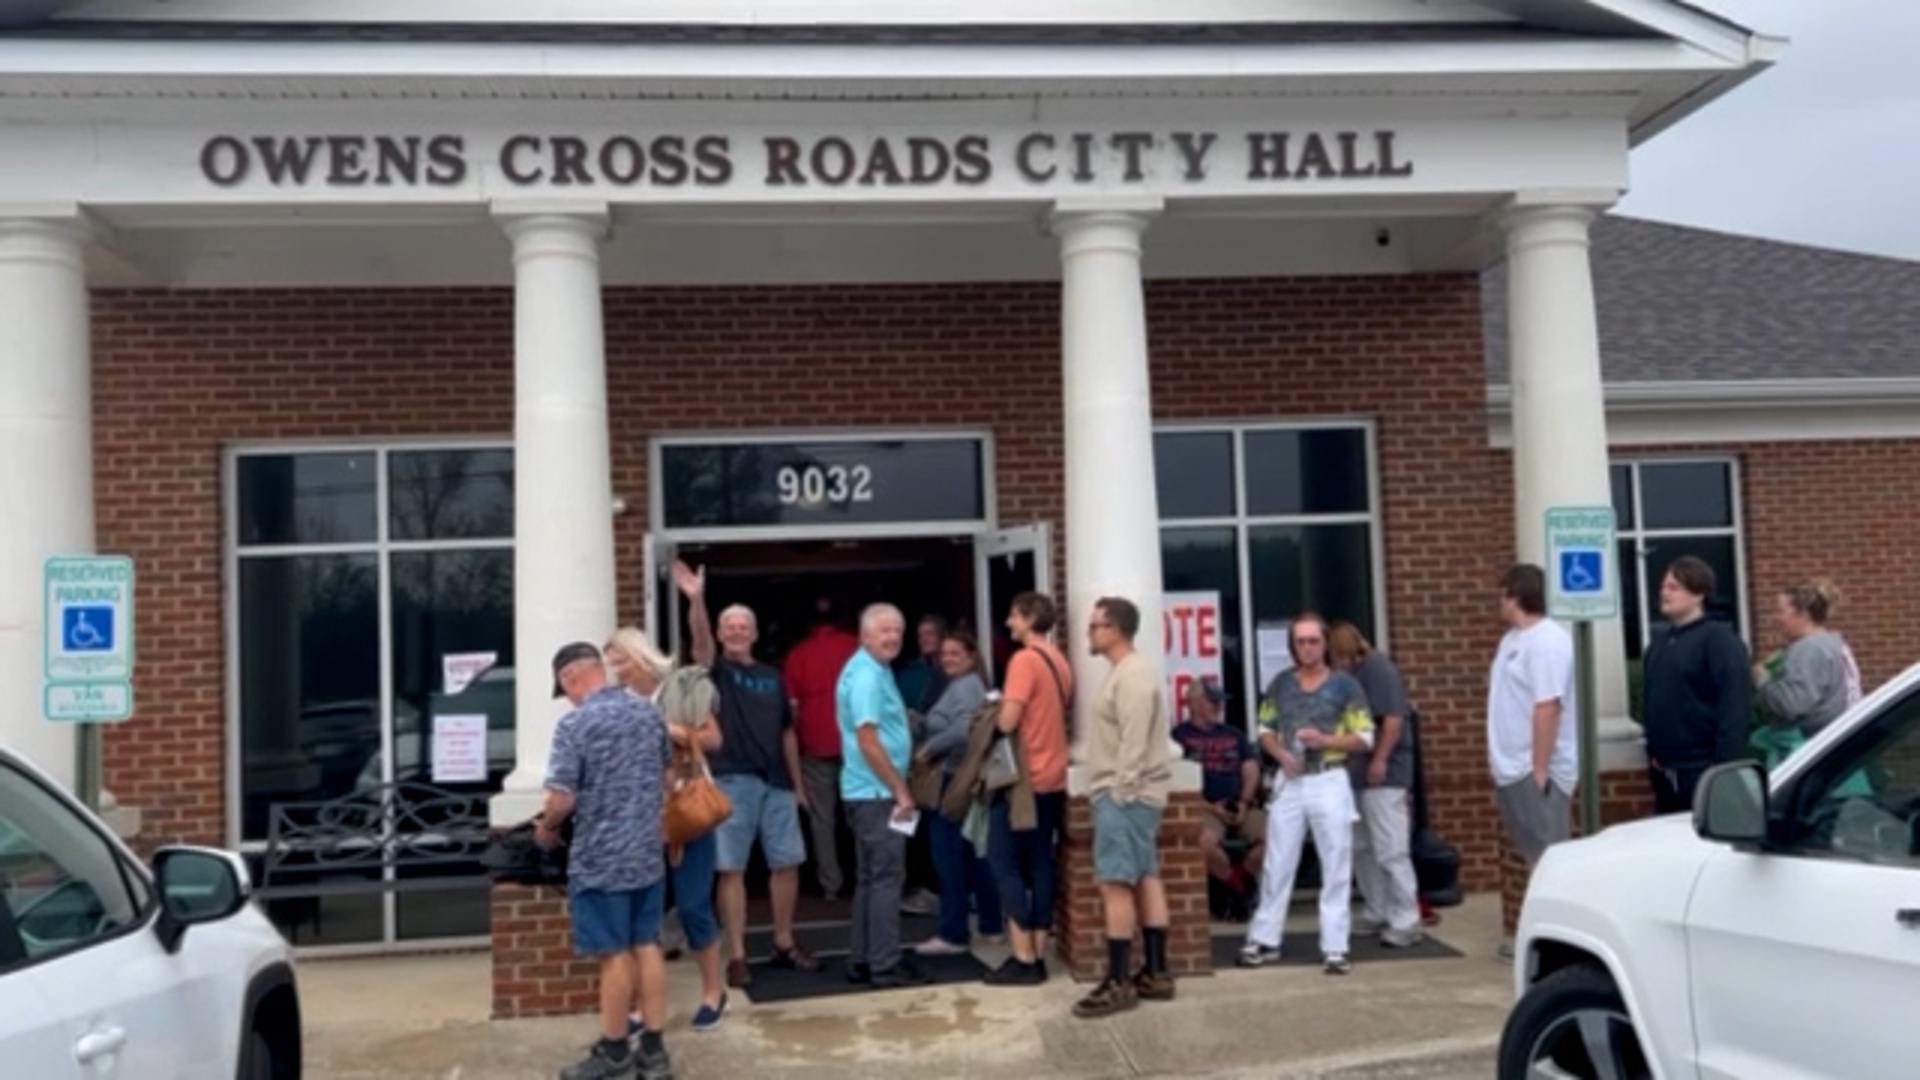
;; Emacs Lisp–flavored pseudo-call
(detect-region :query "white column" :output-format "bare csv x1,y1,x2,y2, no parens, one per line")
0,215,91,793
1503,200,1639,768
491,206,618,825
1053,199,1172,763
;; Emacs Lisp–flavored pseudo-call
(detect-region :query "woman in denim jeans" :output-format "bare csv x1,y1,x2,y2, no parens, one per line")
607,627,730,1032
911,631,1006,955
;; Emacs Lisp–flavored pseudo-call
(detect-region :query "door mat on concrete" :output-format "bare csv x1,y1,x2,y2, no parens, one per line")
1209,930,1463,970
739,950,991,1004
739,914,938,960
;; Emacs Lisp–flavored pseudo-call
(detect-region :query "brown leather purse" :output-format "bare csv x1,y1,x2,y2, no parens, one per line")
662,737,732,857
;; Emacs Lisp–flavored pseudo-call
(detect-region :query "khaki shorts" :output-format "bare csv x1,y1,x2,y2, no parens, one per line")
1199,807,1267,848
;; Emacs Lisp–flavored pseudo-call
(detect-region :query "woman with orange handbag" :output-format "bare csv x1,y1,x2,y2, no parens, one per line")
607,627,730,1032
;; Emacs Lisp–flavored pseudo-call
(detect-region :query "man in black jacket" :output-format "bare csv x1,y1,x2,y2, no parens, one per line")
1641,555,1752,814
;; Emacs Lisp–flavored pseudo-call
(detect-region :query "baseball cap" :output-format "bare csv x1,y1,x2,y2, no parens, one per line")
1195,678,1228,704
550,641,602,698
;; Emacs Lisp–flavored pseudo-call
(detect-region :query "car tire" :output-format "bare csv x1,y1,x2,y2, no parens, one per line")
242,1027,283,1080
1497,963,1653,1080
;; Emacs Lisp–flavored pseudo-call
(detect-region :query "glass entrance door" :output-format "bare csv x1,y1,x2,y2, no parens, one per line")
974,523,1050,686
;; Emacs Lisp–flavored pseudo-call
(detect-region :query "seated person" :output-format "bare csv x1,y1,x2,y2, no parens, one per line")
1171,679,1264,914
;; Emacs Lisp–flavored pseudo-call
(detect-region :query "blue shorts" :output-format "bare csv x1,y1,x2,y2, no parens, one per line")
713,773,807,873
568,880,665,956
1091,794,1163,884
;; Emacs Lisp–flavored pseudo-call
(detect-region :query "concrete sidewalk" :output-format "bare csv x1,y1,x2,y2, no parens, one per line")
303,894,1513,1079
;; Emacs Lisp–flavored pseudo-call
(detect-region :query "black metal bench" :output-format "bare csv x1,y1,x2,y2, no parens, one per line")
254,782,494,937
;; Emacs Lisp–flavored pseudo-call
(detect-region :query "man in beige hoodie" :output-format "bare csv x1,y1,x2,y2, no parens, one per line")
1073,596,1174,1019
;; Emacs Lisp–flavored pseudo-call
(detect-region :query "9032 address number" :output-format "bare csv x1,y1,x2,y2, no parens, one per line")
776,464,874,506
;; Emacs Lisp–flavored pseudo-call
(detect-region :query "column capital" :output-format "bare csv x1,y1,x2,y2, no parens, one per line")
1050,197,1162,260
0,204,95,271
491,200,610,245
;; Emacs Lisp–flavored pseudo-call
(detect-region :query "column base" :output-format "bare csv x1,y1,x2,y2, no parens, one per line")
490,883,599,1019
1055,786,1213,982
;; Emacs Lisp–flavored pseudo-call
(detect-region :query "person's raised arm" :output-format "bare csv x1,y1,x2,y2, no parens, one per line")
675,559,715,668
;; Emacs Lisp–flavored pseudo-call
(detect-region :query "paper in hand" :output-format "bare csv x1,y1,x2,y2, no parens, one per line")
889,809,921,836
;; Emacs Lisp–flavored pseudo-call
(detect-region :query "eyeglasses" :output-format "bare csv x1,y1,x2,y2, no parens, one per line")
1293,636,1324,646
1088,621,1113,631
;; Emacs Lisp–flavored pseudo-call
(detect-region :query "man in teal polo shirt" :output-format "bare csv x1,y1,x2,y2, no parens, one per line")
836,602,928,988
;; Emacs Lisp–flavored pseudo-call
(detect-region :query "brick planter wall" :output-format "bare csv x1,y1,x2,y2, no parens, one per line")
1054,789,1212,982
491,884,600,1019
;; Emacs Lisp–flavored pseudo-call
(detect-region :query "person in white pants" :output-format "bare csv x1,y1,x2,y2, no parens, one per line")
1329,621,1426,948
1239,614,1375,976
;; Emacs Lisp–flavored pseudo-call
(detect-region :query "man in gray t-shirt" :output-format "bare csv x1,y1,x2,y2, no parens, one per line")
1329,623,1425,948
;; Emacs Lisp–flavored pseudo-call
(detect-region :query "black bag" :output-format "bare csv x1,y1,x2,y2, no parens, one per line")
481,818,571,888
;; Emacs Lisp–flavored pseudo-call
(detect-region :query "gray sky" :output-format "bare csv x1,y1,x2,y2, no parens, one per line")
1619,0,1920,260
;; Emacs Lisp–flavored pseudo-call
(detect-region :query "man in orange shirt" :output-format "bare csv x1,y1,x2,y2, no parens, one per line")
783,598,858,900
983,591,1074,986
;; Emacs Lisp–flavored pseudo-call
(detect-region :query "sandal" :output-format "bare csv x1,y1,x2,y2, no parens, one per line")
769,943,820,972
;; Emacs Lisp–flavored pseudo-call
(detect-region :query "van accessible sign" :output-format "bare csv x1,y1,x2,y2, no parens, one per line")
43,555,135,722
196,128,1415,192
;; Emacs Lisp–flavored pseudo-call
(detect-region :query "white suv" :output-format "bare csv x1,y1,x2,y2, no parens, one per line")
1501,661,1920,1079
0,746,300,1078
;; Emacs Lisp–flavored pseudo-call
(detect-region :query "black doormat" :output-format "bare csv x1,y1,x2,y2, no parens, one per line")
1210,930,1463,970
740,949,990,1005
739,914,938,960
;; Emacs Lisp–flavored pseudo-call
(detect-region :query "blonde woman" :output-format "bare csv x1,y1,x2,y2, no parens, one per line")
606,627,729,1032
1754,580,1863,762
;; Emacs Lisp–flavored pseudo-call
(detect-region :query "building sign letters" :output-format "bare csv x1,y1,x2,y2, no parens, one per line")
196,129,1414,191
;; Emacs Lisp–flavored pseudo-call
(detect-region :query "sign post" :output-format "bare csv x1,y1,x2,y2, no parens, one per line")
1544,506,1617,838
43,555,136,809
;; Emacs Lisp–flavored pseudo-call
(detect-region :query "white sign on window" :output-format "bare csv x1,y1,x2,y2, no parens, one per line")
442,651,497,695
1255,623,1295,693
431,713,489,784
1163,591,1224,723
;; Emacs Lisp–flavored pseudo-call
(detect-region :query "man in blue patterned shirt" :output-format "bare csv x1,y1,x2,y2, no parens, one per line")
538,641,674,1080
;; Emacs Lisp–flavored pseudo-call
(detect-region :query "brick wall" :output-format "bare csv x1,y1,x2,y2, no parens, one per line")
491,885,601,1017
1054,790,1212,982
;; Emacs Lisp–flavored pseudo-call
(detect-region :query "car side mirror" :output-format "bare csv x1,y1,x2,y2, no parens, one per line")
1692,761,1769,847
152,847,251,952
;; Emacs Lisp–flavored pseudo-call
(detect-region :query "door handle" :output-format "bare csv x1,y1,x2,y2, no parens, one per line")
74,1026,127,1064
1897,908,1920,928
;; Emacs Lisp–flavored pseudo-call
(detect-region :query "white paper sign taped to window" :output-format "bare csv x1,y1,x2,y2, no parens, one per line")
1255,623,1294,693
432,713,489,784
442,651,497,695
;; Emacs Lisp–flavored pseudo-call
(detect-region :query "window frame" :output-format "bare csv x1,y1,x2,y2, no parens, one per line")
1155,417,1386,721
0,756,158,976
1613,455,1750,656
222,436,512,948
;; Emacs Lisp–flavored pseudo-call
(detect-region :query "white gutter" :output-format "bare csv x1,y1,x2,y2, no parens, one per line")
1490,378,1920,410
1486,379,1920,448
0,36,1747,83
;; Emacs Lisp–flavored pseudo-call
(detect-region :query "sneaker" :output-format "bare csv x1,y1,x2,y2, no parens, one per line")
870,961,934,989
1133,970,1176,1002
844,962,872,985
914,935,970,957
634,1039,673,1080
1236,943,1281,968
1071,977,1138,1019
768,943,820,972
690,993,727,1033
977,932,1008,947
561,1039,637,1080
983,957,1046,986
1352,916,1388,936
725,958,751,989
899,887,939,916
1496,940,1516,962
1323,953,1353,976
1380,928,1427,949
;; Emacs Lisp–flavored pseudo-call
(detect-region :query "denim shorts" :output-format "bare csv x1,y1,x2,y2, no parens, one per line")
1091,794,1163,883
569,880,666,956
713,773,807,872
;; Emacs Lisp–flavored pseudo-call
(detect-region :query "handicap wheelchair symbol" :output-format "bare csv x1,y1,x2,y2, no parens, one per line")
1558,549,1603,594
62,606,114,652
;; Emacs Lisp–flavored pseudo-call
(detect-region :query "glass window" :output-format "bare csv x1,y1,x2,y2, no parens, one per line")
0,762,146,967
1614,459,1746,660
1248,523,1377,650
1640,461,1733,530
388,449,514,541
237,453,377,546
237,554,380,842
1789,691,1920,867
1153,433,1235,520
1610,464,1635,530
1161,527,1244,727
1243,429,1369,516
388,550,516,791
